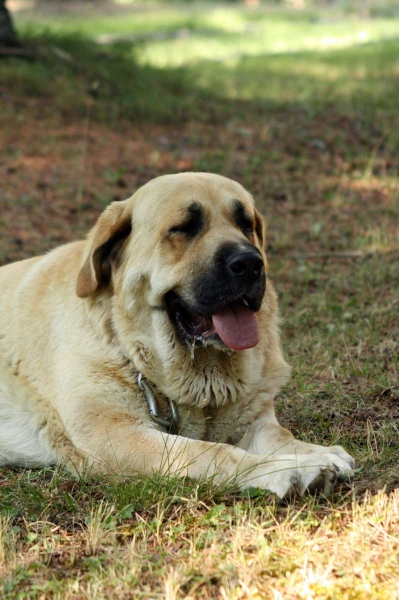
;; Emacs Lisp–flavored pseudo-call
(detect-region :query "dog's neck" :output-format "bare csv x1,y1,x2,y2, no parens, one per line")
90,296,261,409
129,336,259,408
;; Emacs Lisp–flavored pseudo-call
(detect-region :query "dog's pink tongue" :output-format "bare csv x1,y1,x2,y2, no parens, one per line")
211,302,259,351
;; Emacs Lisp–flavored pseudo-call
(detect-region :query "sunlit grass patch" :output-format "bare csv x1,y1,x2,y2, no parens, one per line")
196,38,399,128
2,3,398,128
15,3,399,66
139,14,399,67
1,472,398,598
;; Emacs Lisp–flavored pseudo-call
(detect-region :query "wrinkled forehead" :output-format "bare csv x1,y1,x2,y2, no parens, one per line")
131,174,254,227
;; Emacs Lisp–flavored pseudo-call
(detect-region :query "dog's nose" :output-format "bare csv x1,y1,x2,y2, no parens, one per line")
227,251,264,285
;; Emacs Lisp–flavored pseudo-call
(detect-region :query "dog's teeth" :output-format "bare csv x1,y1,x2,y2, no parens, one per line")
242,299,249,307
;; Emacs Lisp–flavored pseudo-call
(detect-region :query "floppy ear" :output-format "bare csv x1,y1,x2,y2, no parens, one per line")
76,200,132,298
254,208,266,248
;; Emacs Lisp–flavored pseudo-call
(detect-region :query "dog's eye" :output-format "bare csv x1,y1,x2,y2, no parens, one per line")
168,218,201,238
168,203,204,239
233,200,254,238
236,213,254,237
239,216,254,234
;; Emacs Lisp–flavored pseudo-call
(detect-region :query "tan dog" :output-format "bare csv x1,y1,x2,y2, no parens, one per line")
0,173,354,497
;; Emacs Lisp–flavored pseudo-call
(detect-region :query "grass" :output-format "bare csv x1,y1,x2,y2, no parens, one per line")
0,470,398,597
1,0,399,597
0,31,199,123
2,2,399,128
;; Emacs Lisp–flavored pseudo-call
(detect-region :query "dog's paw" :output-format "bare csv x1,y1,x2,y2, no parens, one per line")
247,449,355,499
291,449,355,497
326,445,356,475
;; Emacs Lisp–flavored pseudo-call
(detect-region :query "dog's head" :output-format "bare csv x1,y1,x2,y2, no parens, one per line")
77,173,267,353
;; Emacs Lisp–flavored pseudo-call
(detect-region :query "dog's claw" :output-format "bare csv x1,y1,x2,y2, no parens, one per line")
306,467,337,497
337,469,355,482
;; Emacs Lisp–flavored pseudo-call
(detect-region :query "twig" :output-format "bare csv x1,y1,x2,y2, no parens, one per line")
51,46,73,64
291,251,371,260
0,47,34,60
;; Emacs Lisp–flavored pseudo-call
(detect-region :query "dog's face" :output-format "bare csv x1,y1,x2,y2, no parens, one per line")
77,173,267,353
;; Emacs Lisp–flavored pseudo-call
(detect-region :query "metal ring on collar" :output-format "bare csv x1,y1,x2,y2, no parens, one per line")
138,372,179,435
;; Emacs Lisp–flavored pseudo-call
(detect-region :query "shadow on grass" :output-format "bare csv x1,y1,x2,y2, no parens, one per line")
202,37,399,120
1,30,399,133
1,30,211,124
0,27,399,132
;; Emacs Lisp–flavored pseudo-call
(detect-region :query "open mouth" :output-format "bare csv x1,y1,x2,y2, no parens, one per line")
165,291,260,352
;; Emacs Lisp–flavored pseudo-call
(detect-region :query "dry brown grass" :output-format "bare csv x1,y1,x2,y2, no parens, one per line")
1,486,398,598
0,516,16,569
85,502,115,556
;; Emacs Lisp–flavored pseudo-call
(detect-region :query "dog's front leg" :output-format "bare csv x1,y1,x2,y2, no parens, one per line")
236,417,355,495
61,407,333,498
68,409,249,483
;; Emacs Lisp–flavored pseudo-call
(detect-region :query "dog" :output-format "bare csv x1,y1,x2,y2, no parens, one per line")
0,173,354,497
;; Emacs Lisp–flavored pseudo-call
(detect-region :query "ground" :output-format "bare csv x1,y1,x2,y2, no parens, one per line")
0,1,398,598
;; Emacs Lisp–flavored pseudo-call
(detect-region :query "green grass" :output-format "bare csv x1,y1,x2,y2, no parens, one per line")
1,2,398,129
1,1,399,597
13,2,399,54
1,469,398,598
138,12,399,66
0,32,200,123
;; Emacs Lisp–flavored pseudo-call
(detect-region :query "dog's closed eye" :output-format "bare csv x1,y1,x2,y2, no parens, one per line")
233,199,254,239
168,202,204,239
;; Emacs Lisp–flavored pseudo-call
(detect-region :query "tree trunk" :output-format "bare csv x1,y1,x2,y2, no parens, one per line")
0,0,19,48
